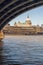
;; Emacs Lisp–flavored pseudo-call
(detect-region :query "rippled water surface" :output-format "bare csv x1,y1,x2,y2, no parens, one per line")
0,35,43,65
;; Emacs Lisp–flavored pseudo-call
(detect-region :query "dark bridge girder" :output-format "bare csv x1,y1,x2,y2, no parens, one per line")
0,0,43,30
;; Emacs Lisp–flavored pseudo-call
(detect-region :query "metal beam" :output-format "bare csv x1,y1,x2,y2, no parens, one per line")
0,0,43,30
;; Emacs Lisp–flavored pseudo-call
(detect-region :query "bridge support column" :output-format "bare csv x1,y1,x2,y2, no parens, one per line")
0,31,4,41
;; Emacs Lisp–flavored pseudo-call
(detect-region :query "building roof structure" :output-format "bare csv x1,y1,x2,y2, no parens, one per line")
14,16,32,27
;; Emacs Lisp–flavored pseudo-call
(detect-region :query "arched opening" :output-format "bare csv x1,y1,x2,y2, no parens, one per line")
2,6,43,36
0,0,43,30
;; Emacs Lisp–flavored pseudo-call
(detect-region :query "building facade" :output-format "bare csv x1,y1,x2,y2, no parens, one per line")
3,16,43,35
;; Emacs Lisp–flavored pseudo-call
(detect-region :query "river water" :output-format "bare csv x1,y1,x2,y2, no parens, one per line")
0,35,43,65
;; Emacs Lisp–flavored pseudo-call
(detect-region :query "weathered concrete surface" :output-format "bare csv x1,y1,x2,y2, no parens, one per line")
0,31,4,41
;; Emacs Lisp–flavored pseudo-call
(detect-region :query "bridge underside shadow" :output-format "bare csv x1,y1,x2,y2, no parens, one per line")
0,0,43,30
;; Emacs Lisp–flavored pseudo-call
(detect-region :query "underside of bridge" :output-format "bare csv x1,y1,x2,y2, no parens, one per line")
0,0,43,30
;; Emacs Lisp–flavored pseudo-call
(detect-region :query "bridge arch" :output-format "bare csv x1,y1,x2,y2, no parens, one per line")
0,0,43,30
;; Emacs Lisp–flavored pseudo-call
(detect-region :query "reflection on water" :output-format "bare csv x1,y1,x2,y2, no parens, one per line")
0,35,43,65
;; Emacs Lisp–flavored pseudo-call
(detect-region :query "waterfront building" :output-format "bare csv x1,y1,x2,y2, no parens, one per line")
3,16,43,35
41,24,43,28
14,16,32,27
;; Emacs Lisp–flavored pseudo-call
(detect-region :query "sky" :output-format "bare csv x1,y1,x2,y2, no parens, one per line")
9,6,43,26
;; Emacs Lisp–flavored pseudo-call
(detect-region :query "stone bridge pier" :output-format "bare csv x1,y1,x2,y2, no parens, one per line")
0,31,4,41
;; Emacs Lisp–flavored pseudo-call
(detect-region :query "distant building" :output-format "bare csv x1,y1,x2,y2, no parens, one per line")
14,16,32,27
41,24,43,28
3,16,43,35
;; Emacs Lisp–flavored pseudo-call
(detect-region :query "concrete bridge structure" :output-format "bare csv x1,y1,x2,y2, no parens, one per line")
0,0,43,40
